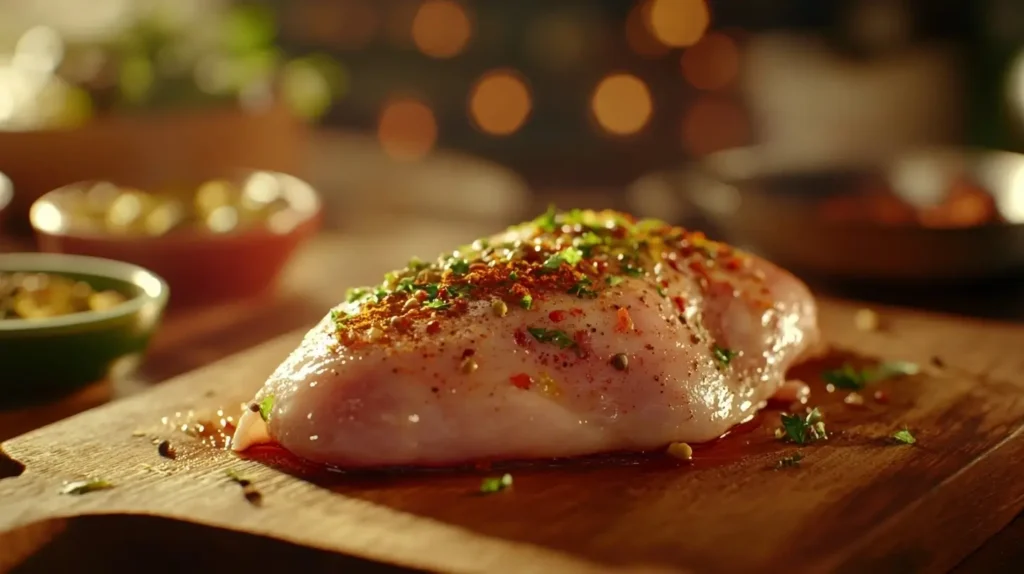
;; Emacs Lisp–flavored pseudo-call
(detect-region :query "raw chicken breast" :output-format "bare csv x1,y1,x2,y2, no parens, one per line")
232,209,820,468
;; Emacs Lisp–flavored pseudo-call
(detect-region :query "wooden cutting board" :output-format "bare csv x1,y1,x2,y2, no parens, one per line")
2,298,1024,574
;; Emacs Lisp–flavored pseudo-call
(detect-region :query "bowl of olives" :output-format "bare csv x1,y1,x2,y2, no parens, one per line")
28,170,322,308
0,253,169,403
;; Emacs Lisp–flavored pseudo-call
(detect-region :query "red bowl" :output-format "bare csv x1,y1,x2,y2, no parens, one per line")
28,170,322,308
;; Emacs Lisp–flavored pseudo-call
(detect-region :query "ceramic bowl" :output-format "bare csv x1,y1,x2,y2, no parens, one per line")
29,170,322,308
0,253,169,403
635,147,1024,283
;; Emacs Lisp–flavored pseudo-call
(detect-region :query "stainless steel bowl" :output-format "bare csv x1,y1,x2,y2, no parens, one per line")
630,147,1024,283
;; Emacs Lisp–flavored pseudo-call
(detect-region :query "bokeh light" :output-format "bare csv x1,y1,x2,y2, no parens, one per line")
647,0,710,48
412,0,472,59
377,97,438,160
591,73,653,136
681,32,739,91
682,96,749,156
626,1,669,58
469,69,532,136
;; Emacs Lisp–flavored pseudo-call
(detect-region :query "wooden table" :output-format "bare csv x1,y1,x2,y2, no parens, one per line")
3,218,1024,573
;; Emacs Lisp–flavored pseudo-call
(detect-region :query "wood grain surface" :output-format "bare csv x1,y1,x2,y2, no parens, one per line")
3,297,1024,574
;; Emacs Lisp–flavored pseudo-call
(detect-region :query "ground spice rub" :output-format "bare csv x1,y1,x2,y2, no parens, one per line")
329,207,760,348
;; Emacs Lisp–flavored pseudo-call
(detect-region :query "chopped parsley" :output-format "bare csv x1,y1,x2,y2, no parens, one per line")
423,299,450,311
712,345,738,368
520,293,533,309
573,232,604,256
775,453,804,469
534,204,558,232
345,287,369,302
258,395,274,422
60,478,114,495
822,361,920,390
480,473,513,494
542,246,583,269
605,275,625,287
568,277,598,298
508,271,519,281
778,408,827,445
447,258,470,275
891,427,916,445
622,261,644,277
527,327,576,349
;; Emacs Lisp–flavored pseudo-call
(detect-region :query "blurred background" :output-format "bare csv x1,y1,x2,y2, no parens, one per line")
3,0,1024,308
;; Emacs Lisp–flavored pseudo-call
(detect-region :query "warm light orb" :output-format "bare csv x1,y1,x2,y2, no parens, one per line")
377,97,437,160
681,32,739,90
411,0,472,58
591,73,653,136
626,0,669,57
469,69,532,136
647,0,710,48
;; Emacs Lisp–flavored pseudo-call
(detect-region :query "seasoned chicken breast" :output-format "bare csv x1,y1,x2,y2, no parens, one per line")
232,209,820,468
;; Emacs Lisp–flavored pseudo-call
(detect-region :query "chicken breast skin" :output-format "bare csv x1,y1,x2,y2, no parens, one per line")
232,208,820,468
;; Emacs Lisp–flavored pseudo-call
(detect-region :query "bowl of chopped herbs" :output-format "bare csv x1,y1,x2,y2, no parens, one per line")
0,253,169,404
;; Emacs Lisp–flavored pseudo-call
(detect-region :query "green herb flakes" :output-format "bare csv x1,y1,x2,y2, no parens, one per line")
778,408,827,445
448,258,470,275
823,361,920,390
480,473,513,494
520,293,533,309
605,275,625,287
568,277,598,298
542,246,584,269
61,478,114,495
258,395,275,423
527,327,576,349
891,427,916,445
712,345,738,368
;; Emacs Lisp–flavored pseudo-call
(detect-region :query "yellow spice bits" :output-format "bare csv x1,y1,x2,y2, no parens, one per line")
667,442,693,461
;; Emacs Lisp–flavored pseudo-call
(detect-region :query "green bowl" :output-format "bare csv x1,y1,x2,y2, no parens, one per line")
0,253,169,405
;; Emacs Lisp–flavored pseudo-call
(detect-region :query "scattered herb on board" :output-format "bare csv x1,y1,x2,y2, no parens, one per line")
567,277,598,298
226,469,262,505
157,440,176,459
712,345,738,368
777,408,827,445
775,452,804,469
890,427,916,445
60,478,114,495
258,396,275,422
480,473,513,494
520,293,533,310
447,258,470,275
822,361,920,390
527,327,576,349
605,275,625,287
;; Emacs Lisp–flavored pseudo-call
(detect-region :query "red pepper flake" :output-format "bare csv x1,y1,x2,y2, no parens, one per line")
722,256,743,271
615,307,634,333
873,390,889,403
426,320,441,335
672,296,687,313
569,307,584,316
513,328,530,347
548,310,567,323
688,260,706,274
510,373,533,390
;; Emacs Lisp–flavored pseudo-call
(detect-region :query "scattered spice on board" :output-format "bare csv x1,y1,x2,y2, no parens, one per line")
775,453,804,469
890,427,916,445
60,478,114,495
157,439,176,459
225,469,263,505
480,473,513,494
667,442,693,461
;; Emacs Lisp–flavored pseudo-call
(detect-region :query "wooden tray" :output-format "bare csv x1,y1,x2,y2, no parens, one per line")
2,298,1024,574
